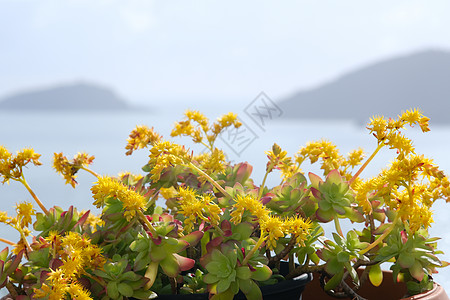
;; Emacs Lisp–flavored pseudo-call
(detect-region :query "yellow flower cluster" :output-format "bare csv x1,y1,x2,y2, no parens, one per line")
34,231,104,300
353,154,450,232
296,140,344,176
295,140,366,180
0,146,42,183
147,140,191,181
171,110,209,144
125,125,162,156
230,195,270,225
265,143,297,180
91,176,147,221
212,112,242,135
260,216,284,250
367,109,430,159
177,187,222,233
193,148,227,176
230,195,311,249
53,152,95,188
0,202,36,253
283,216,313,247
171,110,241,151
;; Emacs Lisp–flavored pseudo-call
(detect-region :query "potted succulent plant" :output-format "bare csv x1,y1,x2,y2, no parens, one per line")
0,108,448,300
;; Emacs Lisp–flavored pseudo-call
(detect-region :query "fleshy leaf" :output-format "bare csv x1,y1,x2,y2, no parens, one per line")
369,264,383,287
308,172,323,189
174,253,195,271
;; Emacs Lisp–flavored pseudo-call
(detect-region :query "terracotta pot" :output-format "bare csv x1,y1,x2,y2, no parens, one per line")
301,271,449,300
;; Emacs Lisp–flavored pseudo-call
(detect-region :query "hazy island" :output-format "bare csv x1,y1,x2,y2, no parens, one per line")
278,49,450,124
0,82,133,111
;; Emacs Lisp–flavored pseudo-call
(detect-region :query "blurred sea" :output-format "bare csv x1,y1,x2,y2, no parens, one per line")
1,102,450,294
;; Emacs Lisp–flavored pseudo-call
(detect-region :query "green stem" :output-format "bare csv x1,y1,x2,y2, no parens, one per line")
242,234,266,265
258,169,271,199
187,162,231,198
80,166,100,178
349,144,384,185
138,210,157,237
334,216,343,237
359,214,400,255
19,177,49,215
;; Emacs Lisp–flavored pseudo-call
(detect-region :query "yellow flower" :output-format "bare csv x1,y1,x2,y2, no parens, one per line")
126,125,162,155
230,195,270,225
171,110,209,144
177,187,221,232
296,140,344,176
53,152,95,188
195,148,227,176
260,216,285,250
0,211,10,223
0,146,42,183
15,201,35,228
345,148,365,169
13,148,42,167
91,176,147,221
283,216,312,246
147,140,191,181
212,112,241,134
67,282,92,300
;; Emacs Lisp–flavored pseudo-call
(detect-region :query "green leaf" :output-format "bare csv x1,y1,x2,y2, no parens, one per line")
160,255,181,277
325,257,342,275
241,279,262,300
337,251,350,263
324,270,344,291
107,281,120,299
0,248,8,262
398,253,415,268
410,260,425,282
236,266,251,280
216,276,233,293
368,264,383,287
118,282,134,297
204,273,219,284
120,271,140,281
250,264,272,281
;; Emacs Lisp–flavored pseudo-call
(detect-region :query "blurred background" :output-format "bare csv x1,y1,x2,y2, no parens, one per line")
1,0,450,295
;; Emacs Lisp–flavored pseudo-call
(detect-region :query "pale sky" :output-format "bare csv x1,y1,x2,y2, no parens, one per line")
1,0,450,105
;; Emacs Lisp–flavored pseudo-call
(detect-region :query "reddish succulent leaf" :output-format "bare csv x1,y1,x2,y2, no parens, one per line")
180,231,204,247
174,253,195,271
308,172,322,189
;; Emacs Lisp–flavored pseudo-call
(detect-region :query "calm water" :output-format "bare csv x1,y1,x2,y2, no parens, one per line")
1,103,450,293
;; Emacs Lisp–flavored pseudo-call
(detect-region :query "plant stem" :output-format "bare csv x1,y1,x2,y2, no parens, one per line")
19,177,49,215
269,236,297,266
187,162,231,198
81,166,100,178
258,169,271,199
242,234,266,265
0,237,15,246
138,210,157,237
359,214,400,255
334,216,343,237
349,144,384,185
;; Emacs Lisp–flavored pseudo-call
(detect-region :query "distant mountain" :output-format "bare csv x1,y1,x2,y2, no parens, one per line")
279,49,450,124
0,82,130,111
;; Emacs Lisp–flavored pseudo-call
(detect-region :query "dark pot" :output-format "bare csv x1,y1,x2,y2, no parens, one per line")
155,262,312,300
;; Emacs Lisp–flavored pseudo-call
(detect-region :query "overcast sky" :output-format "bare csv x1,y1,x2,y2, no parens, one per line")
1,0,450,105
